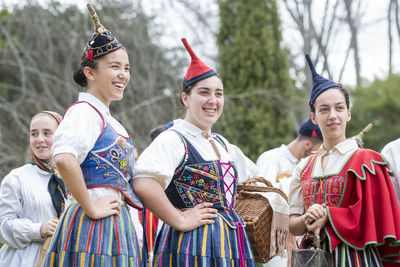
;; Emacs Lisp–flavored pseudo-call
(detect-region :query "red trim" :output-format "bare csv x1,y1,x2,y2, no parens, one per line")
64,207,81,250
86,220,96,253
96,220,103,254
113,215,121,254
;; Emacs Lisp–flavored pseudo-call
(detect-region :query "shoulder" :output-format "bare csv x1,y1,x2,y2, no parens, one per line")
1,164,37,186
382,138,400,153
64,101,102,121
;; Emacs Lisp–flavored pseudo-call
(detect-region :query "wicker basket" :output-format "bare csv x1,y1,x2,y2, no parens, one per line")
235,177,288,263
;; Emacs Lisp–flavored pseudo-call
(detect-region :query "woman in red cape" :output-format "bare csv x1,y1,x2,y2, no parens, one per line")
288,55,400,266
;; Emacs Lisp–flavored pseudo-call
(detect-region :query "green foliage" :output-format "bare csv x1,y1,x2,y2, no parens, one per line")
347,75,400,151
216,0,295,160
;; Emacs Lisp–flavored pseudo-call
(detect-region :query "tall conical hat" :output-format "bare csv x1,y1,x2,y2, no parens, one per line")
305,54,341,107
181,38,217,87
83,3,122,60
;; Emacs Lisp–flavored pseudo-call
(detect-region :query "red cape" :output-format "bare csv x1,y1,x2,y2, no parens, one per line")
324,149,400,265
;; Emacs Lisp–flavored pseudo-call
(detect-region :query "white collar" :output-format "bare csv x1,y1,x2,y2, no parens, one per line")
78,92,110,116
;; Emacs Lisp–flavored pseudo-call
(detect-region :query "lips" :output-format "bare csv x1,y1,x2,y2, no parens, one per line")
203,108,217,114
112,82,125,90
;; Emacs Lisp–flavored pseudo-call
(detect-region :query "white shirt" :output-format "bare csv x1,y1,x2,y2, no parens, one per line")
288,139,358,215
0,164,57,267
52,92,128,202
256,144,298,195
52,92,128,163
133,119,258,203
381,138,400,208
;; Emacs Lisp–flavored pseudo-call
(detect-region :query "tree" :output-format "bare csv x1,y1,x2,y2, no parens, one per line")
347,75,400,151
0,1,182,180
216,0,294,160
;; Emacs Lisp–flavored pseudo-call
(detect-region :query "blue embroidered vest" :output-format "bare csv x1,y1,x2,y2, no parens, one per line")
75,101,143,210
164,130,243,228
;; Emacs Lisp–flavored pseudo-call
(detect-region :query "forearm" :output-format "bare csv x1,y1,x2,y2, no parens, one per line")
132,178,184,229
54,153,94,215
289,214,307,236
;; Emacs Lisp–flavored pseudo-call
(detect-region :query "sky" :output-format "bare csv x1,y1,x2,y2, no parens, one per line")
2,0,397,88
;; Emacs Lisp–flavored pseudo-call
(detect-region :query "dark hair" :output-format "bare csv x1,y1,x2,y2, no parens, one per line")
180,74,222,105
310,86,350,113
73,47,127,87
73,55,98,87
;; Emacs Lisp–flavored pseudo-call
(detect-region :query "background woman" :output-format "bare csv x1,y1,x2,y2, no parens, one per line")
288,55,400,266
44,4,143,266
0,111,64,267
133,38,256,266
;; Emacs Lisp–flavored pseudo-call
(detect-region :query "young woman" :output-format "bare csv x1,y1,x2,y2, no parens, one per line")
0,111,64,267
133,38,256,266
288,55,400,266
43,4,143,266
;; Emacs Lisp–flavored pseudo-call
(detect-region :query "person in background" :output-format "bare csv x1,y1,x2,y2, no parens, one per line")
0,111,65,267
256,118,322,196
133,38,257,266
149,121,174,141
289,54,400,266
43,4,144,266
381,138,400,207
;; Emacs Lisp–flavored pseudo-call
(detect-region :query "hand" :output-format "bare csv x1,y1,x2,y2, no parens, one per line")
40,218,59,238
305,214,328,234
304,203,326,225
173,202,218,232
84,195,121,219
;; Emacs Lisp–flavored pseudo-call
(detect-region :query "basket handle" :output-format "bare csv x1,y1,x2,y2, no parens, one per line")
243,176,274,187
237,184,288,202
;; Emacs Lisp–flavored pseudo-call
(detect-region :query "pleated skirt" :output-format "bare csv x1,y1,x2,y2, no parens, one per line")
153,216,256,267
44,203,142,267
331,243,383,267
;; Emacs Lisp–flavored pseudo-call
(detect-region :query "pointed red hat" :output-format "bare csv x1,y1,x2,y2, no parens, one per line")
181,38,217,87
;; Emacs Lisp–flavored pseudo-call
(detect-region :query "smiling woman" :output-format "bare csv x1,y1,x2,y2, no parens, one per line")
132,38,257,266
0,111,65,267
42,4,144,267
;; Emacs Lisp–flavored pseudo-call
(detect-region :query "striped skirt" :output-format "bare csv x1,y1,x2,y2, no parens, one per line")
331,243,383,267
153,216,256,267
44,203,142,267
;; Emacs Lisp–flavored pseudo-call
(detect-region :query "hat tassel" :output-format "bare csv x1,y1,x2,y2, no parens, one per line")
305,54,318,77
181,38,199,60
87,3,106,34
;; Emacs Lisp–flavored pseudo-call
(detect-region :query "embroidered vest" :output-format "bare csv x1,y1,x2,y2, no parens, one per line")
300,150,359,211
69,101,143,210
164,130,243,228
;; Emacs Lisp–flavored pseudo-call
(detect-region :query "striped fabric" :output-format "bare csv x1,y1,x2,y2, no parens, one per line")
44,203,142,267
331,243,383,267
153,216,255,267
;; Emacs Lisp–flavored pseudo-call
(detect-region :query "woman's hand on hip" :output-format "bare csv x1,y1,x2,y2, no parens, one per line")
175,202,218,232
85,195,121,219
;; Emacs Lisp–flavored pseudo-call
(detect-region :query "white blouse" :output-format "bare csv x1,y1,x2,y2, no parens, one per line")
52,92,129,202
0,164,57,267
288,139,358,215
133,119,258,204
381,138,400,208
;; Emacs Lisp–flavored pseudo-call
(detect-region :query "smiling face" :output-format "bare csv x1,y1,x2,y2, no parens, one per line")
30,115,59,161
311,88,351,149
85,48,130,106
181,75,224,132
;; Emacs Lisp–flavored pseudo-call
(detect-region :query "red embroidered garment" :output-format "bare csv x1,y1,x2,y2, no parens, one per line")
301,149,400,265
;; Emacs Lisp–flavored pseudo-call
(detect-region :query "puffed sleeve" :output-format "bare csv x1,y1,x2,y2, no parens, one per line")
256,152,279,183
133,130,185,188
288,158,307,215
227,144,259,184
52,103,103,164
0,172,43,249
381,142,400,207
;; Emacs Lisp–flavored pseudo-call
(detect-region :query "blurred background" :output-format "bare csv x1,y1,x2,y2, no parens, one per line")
0,0,399,180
